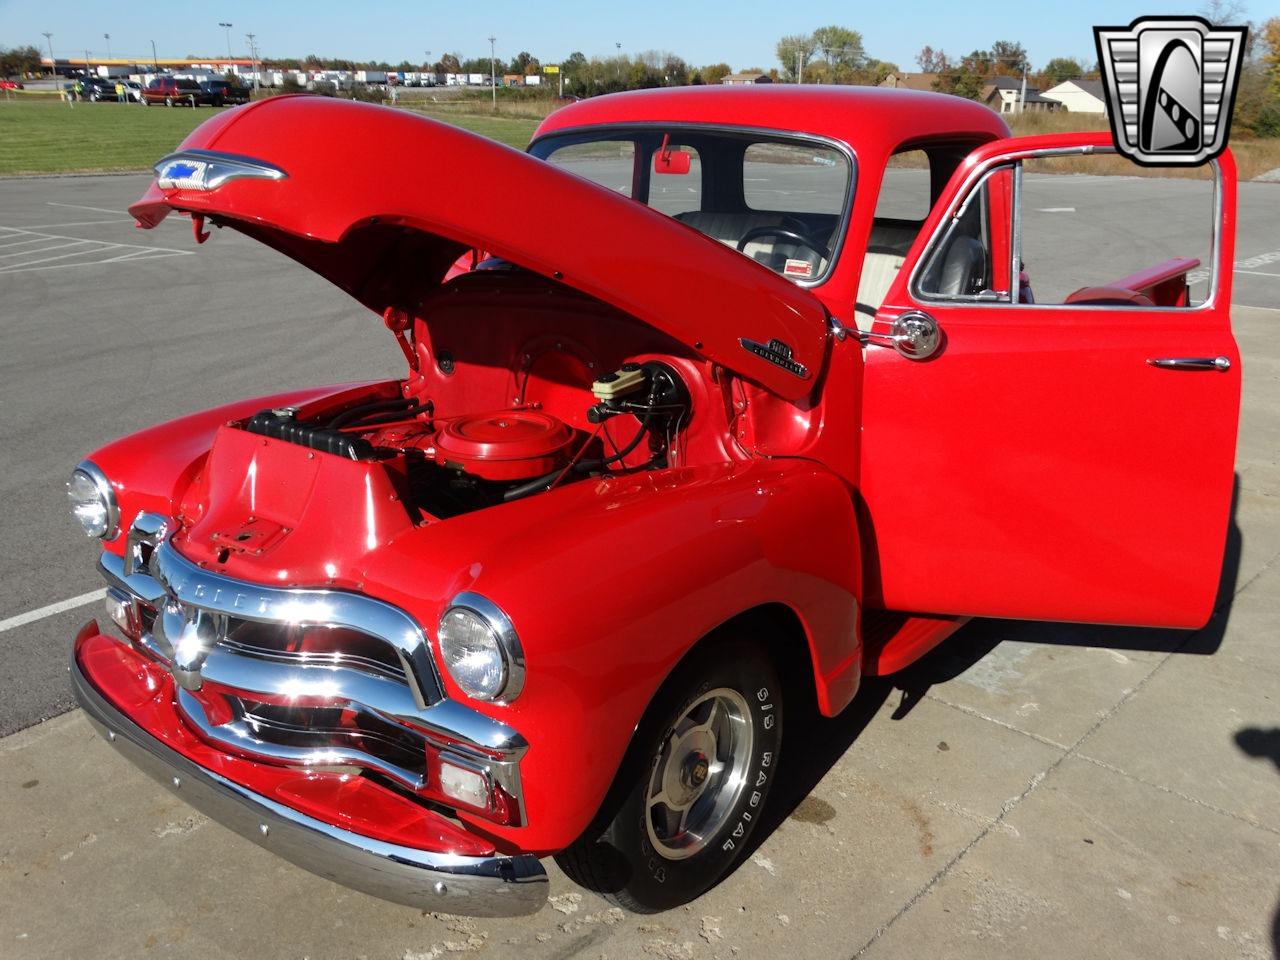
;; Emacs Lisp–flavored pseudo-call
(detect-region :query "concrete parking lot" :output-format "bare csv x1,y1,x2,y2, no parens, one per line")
1,173,1277,959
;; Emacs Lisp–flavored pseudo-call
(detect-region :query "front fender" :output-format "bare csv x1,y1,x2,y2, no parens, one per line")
376,458,860,853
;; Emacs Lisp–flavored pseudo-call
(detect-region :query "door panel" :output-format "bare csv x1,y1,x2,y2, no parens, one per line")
858,134,1240,628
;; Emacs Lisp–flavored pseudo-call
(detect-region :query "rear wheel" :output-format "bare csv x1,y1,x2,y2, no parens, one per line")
164,96,173,107
556,638,783,912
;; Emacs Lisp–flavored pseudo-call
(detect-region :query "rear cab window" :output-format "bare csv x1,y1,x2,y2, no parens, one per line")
533,127,853,285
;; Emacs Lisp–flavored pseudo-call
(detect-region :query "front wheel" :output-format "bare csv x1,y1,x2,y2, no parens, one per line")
556,639,783,912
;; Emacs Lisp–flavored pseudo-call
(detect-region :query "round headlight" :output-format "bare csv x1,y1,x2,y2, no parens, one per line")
66,461,119,540
437,595,524,702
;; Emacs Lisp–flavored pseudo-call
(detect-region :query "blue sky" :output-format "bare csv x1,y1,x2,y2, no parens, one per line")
0,0,1257,72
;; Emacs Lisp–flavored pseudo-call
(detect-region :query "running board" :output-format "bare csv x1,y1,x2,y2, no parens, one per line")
861,610,970,676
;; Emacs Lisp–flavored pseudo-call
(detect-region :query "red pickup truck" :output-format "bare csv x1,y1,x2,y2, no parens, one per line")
142,76,219,107
67,89,1240,916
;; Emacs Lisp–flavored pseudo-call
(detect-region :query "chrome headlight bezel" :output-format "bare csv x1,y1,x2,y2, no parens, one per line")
67,460,120,541
437,593,525,703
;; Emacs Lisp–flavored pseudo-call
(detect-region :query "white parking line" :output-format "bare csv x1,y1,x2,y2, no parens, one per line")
0,223,192,275
46,201,126,215
1236,269,1280,278
0,239,91,260
0,590,104,635
19,218,135,229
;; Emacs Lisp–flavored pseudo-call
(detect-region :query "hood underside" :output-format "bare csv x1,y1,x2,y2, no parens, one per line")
129,96,829,401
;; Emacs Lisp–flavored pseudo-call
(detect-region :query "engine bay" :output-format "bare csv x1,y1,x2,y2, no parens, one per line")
242,358,692,520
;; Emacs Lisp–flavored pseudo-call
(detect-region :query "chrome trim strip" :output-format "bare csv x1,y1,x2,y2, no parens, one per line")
71,654,548,916
177,688,428,791
73,460,120,542
447,592,527,703
1010,161,1023,302
150,542,442,710
905,145,1226,313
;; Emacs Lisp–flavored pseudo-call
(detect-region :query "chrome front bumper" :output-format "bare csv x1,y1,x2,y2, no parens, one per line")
72,649,549,916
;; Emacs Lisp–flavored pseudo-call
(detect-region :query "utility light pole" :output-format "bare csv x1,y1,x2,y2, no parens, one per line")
488,35,496,110
103,34,111,59
218,22,234,61
150,39,158,72
246,33,260,92
42,32,54,80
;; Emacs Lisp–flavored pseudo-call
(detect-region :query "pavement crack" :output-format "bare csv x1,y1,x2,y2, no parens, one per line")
923,694,1071,751
1072,753,1280,837
853,622,1205,958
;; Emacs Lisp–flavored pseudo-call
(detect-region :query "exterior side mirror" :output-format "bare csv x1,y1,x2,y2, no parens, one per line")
859,310,942,360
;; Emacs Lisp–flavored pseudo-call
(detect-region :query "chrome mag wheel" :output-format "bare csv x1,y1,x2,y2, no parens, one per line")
645,687,753,860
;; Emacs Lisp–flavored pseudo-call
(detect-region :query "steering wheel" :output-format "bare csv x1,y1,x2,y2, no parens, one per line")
736,226,831,262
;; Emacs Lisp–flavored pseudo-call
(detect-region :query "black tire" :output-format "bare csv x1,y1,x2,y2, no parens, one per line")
556,638,783,912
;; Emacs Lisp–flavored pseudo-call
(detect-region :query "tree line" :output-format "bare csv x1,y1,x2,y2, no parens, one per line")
6,17,1279,136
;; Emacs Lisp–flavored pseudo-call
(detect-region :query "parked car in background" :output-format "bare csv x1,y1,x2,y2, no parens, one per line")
123,79,144,103
198,79,251,106
69,89,1241,917
80,76,120,101
143,76,219,107
0,79,24,90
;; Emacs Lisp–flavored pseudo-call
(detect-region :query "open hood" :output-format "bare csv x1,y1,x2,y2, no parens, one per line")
129,96,829,401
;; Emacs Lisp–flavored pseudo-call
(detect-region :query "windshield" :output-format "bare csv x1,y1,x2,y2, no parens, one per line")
530,127,853,285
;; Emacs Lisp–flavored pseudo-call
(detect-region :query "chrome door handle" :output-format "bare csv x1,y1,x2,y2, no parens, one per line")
1147,356,1231,371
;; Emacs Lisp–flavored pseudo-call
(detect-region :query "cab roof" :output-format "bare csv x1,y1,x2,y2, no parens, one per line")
535,86,1011,155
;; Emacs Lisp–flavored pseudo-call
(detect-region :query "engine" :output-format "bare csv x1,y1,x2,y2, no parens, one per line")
241,360,690,520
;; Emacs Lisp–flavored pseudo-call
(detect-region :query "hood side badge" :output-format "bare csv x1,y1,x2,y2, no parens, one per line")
739,337,810,380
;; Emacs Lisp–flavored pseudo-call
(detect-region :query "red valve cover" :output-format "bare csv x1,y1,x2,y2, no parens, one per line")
433,410,574,481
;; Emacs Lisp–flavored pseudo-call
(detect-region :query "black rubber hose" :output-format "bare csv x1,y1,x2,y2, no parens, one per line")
328,395,414,428
502,420,655,503
338,401,432,430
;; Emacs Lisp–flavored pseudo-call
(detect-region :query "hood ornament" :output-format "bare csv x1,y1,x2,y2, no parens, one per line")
155,149,288,191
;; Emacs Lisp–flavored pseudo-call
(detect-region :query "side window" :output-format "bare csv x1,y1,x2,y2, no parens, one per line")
543,141,636,197
916,167,1011,300
874,149,931,224
856,149,935,324
1016,157,1213,306
918,153,1214,308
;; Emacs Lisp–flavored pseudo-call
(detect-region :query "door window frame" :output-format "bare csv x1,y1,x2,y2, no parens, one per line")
906,144,1225,313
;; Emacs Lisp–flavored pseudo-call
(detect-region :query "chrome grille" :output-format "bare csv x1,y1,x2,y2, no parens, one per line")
100,522,530,825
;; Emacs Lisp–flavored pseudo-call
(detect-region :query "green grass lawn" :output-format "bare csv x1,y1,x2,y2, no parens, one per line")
0,98,541,175
0,99,216,174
